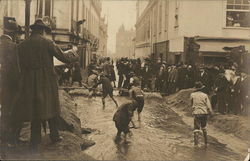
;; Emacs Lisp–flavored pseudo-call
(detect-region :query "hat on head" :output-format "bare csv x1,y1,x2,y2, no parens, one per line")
30,19,51,32
92,70,98,75
231,65,237,70
199,65,205,69
4,18,20,33
194,81,205,91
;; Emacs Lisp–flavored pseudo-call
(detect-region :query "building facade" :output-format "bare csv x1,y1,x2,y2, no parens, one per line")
115,25,135,58
135,0,250,67
136,0,149,20
0,0,105,68
97,17,108,57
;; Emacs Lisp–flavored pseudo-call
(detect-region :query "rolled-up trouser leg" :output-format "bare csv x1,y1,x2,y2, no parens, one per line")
202,128,207,146
193,130,199,146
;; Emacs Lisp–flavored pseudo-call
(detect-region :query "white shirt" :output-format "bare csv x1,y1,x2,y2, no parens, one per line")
190,91,212,115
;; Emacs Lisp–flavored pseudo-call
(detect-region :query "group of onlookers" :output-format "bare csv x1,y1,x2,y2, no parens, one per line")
55,55,250,117
113,57,250,116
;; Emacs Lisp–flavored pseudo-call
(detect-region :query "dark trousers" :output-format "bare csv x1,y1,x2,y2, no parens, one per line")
30,117,60,147
217,93,227,114
118,74,124,88
123,75,130,89
230,94,241,115
141,78,150,90
211,94,217,110
169,82,176,94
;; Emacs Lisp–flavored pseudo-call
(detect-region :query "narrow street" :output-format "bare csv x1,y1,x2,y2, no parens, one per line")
74,90,245,160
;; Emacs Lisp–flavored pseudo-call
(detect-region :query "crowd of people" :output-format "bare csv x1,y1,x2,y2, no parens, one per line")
84,56,249,116
1,18,249,154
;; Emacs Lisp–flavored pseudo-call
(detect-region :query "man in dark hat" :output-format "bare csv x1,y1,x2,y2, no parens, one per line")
196,65,212,94
0,17,22,146
13,19,79,151
190,82,213,148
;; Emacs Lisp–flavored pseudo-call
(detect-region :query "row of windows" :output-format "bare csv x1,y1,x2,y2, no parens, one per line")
136,0,249,41
227,0,250,10
36,0,100,36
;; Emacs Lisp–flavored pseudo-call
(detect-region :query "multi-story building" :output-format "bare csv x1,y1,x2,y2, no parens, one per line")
116,25,135,58
97,17,108,57
136,0,149,20
135,0,250,67
0,0,105,68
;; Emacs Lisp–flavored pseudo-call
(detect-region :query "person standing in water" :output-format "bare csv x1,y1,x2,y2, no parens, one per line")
191,82,213,148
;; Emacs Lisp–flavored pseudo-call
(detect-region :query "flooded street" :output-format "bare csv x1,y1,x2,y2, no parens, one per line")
74,91,245,160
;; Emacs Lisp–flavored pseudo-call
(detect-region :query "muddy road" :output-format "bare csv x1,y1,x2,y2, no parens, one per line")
74,91,245,160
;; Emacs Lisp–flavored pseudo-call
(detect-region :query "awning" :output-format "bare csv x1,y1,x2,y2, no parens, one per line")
196,41,250,52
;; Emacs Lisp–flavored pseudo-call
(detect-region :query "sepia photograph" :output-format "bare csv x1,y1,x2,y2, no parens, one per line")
0,0,250,160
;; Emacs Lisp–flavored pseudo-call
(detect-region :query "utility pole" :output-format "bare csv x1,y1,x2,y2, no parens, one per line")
25,0,31,38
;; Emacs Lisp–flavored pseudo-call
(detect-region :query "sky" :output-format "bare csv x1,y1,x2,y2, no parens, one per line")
102,0,136,53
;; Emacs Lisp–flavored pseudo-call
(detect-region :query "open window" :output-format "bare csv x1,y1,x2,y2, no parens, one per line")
226,0,250,27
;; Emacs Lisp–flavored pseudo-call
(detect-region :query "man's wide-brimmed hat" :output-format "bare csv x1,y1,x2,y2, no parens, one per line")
30,19,51,31
194,81,205,90
4,18,21,33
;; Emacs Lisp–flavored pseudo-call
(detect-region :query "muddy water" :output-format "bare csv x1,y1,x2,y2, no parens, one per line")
75,93,244,160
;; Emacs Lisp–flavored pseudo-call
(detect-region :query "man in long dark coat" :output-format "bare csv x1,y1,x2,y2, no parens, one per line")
196,66,212,94
116,58,125,88
13,19,79,150
240,73,250,115
214,72,230,114
141,63,152,90
0,18,21,146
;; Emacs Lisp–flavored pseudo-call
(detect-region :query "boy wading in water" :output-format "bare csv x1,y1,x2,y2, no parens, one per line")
191,82,213,148
129,77,144,128
93,73,118,108
113,101,138,143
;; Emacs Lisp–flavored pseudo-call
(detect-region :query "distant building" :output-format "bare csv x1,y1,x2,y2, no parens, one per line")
135,0,250,66
116,25,135,58
0,0,104,68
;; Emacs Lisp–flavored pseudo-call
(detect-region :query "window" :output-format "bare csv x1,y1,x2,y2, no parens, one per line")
226,0,250,27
